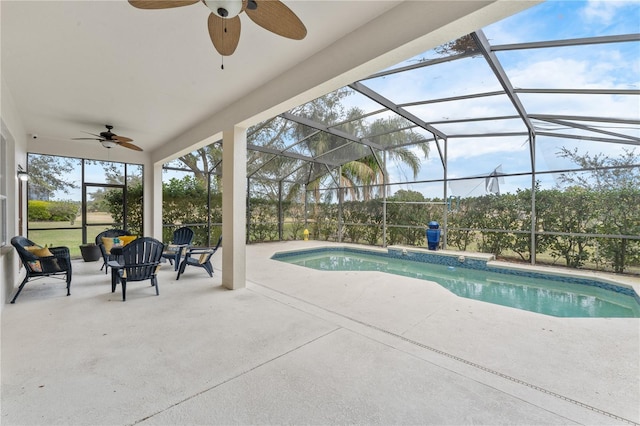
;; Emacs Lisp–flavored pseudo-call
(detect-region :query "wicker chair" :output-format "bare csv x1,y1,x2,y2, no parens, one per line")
95,229,132,274
10,236,72,303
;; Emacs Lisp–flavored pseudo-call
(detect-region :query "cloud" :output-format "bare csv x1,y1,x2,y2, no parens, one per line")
447,136,529,161
504,49,637,90
581,0,631,24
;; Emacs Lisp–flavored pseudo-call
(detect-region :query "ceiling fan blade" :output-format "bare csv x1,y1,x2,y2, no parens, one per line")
112,135,134,143
208,13,241,56
72,138,102,141
245,0,306,40
118,141,144,152
128,0,199,9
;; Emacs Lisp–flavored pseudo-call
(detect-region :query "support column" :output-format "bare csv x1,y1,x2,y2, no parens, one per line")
337,166,343,243
529,131,537,265
149,162,163,241
278,180,283,241
304,184,308,228
442,137,448,249
222,127,247,290
382,151,387,247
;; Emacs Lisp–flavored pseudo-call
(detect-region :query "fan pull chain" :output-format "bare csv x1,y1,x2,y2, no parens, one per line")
220,21,226,70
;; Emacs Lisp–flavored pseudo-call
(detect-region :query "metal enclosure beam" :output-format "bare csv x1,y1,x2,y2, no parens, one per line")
280,112,384,151
471,30,536,137
349,81,446,167
492,33,640,51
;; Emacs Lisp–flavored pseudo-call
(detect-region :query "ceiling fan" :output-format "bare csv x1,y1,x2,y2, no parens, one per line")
128,0,307,58
73,125,143,151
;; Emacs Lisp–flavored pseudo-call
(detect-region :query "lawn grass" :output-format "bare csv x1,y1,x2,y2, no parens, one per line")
28,227,85,258
28,214,117,258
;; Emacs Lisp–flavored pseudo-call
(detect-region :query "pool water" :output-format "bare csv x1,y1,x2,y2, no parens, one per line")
273,249,640,318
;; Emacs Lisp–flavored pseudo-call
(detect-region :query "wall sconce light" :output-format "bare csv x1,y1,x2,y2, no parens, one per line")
17,165,29,181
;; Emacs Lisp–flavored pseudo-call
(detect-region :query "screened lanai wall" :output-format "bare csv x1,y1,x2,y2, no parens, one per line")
163,1,640,275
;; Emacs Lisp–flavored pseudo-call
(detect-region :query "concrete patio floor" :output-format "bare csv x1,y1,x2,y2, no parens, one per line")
2,241,639,425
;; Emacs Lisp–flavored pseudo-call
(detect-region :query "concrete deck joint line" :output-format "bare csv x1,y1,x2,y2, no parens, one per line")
249,279,640,426
131,327,341,426
373,323,640,426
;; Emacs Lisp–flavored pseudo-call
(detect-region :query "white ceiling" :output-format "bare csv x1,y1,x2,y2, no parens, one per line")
1,0,535,164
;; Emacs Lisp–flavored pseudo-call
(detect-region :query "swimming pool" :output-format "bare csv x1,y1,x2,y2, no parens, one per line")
272,247,640,318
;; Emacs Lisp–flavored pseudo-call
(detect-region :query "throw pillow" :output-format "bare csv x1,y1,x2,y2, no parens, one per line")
119,235,137,246
27,260,43,272
101,237,115,254
32,247,54,257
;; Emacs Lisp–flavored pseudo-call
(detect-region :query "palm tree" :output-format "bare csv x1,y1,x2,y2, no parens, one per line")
284,94,430,201
171,89,430,202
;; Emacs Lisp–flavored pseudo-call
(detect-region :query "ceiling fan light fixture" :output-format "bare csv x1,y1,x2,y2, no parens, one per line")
101,140,118,149
203,0,243,18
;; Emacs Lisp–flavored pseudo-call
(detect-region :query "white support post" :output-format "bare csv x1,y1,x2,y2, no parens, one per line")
149,162,163,241
222,127,247,290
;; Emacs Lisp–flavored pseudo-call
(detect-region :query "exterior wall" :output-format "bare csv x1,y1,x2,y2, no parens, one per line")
1,75,27,308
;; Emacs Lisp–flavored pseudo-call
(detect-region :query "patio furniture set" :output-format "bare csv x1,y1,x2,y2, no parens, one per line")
9,227,221,303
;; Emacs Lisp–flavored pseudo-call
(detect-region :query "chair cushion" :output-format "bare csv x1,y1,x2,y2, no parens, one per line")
28,246,53,257
120,235,137,246
164,244,180,254
198,250,213,264
101,237,118,254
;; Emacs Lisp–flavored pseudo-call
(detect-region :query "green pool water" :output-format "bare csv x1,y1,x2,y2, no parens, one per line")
274,249,640,318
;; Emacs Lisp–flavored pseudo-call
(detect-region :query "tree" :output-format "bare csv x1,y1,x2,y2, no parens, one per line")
434,34,479,56
386,190,428,246
105,183,144,236
556,147,640,191
555,147,640,272
27,154,79,199
170,145,222,188
163,176,209,226
536,187,596,267
595,187,640,273
167,90,432,246
476,194,520,258
172,90,429,203
446,199,480,251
